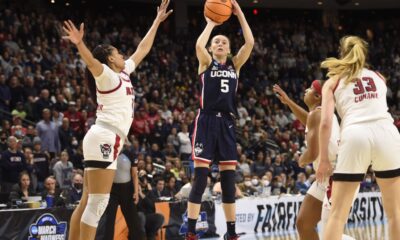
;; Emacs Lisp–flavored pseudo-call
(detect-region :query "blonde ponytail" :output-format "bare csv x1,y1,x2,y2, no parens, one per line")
321,36,368,84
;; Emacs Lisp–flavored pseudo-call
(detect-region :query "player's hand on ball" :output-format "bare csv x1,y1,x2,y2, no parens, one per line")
231,0,242,16
205,16,221,26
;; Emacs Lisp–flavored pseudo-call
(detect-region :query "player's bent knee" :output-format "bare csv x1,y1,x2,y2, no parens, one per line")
189,167,209,204
81,193,110,227
220,170,235,203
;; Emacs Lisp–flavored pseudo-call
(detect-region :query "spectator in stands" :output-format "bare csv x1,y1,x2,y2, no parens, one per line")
41,176,64,206
138,170,153,195
52,108,64,127
58,117,74,151
167,127,180,153
271,175,287,195
34,89,53,121
0,131,7,152
32,137,50,191
53,150,74,189
149,143,165,164
54,93,68,112
63,101,84,139
23,147,39,191
21,125,35,148
238,175,258,196
251,151,271,177
11,101,27,120
360,173,378,192
271,154,287,176
65,173,83,204
132,108,150,142
9,171,35,201
36,108,60,157
148,177,167,200
295,172,309,195
0,73,11,115
177,123,191,161
163,143,180,164
8,76,24,111
164,175,178,198
238,153,251,177
0,136,28,192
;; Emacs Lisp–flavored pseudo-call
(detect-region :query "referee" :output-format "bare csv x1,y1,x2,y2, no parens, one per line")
96,143,145,240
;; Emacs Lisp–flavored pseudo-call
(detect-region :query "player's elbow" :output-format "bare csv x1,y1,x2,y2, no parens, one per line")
246,37,255,47
309,149,319,161
195,42,204,51
319,119,332,130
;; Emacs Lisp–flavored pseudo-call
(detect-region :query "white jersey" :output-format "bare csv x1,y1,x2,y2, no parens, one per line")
305,108,340,170
334,68,393,129
94,59,136,137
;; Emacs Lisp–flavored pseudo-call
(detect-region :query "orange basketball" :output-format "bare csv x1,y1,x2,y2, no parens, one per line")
204,0,232,24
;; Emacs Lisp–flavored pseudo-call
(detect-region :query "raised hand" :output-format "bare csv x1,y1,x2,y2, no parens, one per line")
62,20,84,45
273,84,290,105
231,0,243,16
205,16,221,26
155,0,173,23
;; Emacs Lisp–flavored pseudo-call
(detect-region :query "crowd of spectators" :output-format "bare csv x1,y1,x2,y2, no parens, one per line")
0,2,398,206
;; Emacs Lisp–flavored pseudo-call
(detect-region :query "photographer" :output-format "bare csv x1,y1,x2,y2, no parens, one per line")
137,171,164,240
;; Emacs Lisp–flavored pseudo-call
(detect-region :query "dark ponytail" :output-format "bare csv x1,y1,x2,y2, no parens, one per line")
86,44,114,105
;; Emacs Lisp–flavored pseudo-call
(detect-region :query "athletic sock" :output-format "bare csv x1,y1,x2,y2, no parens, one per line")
188,218,197,234
227,221,236,236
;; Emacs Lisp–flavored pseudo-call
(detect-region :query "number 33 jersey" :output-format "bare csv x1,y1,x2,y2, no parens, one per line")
334,68,393,128
199,59,238,115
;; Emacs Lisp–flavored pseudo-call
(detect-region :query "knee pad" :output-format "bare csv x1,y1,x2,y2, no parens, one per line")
81,194,110,227
189,167,209,204
220,170,236,203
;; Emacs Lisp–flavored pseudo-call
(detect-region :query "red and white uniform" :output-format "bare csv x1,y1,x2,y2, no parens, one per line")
83,59,136,170
307,110,340,201
333,68,400,178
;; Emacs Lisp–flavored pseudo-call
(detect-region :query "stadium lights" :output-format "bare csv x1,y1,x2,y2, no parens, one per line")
354,2,360,6
65,2,70,6
317,1,323,5
51,0,55,3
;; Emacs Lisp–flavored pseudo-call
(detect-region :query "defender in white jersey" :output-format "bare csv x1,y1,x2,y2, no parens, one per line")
317,36,400,240
274,82,354,240
62,1,172,239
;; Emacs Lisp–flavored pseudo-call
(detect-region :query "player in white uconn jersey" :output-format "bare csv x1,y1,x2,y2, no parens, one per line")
62,1,172,239
317,36,400,240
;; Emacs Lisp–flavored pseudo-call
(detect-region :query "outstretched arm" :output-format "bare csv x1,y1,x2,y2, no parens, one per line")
196,17,217,74
62,20,103,77
231,0,254,72
273,84,309,125
299,110,321,167
130,0,173,66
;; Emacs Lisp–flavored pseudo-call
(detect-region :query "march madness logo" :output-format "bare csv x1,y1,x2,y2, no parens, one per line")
100,144,112,159
29,213,67,240
179,211,209,237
